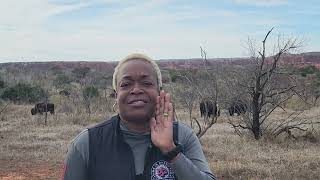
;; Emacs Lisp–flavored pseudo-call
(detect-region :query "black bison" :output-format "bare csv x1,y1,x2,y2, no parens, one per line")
228,100,247,116
31,103,55,115
200,99,220,118
59,90,70,97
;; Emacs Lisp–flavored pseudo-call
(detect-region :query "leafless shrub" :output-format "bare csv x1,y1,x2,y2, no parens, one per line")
168,47,221,138
228,28,320,140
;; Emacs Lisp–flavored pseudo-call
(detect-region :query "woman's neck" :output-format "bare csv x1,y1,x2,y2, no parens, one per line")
120,118,150,133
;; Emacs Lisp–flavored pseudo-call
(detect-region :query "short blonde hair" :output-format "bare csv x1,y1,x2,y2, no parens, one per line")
112,53,162,92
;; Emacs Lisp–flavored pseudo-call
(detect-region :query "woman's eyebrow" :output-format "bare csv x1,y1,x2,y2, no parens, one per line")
121,74,152,80
140,75,152,79
121,76,133,80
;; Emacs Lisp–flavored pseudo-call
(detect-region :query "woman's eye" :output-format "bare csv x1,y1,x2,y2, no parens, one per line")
143,82,153,86
120,82,130,87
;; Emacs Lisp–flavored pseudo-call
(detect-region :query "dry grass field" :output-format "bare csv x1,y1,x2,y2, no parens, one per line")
0,103,319,179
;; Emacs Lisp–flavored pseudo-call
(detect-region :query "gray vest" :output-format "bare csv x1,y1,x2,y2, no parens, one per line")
88,115,179,180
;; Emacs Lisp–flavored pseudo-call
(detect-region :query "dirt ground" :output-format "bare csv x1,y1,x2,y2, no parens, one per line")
0,104,85,180
0,160,63,180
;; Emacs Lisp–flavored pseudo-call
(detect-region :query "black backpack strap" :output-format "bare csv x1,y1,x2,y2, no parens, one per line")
173,122,179,145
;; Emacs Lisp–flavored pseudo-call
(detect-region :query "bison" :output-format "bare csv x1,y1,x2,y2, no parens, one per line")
59,90,70,97
200,99,220,118
31,103,55,115
228,100,247,116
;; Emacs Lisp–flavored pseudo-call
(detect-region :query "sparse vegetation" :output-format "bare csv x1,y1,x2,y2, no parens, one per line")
0,47,320,179
53,74,72,89
82,86,100,115
1,104,319,179
297,65,320,105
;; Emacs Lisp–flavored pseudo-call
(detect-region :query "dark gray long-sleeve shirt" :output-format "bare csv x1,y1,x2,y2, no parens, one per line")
63,121,216,180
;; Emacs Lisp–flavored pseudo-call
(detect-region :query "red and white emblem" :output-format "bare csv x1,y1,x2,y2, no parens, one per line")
151,160,175,180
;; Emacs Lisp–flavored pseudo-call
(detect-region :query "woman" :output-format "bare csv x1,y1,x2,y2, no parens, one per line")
63,53,216,180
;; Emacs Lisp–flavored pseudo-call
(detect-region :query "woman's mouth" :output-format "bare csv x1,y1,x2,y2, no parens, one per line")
128,100,147,107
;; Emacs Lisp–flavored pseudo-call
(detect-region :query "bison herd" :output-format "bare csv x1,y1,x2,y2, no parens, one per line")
200,98,248,118
30,98,248,119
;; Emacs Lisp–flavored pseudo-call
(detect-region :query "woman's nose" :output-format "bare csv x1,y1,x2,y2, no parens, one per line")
130,83,143,94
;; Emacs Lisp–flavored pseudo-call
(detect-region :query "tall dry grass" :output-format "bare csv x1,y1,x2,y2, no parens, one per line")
0,100,319,179
0,98,112,165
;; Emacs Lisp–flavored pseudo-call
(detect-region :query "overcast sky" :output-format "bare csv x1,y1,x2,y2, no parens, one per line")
0,0,319,62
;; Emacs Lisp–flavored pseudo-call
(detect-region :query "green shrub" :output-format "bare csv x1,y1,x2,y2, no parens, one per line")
1,83,47,103
299,65,318,77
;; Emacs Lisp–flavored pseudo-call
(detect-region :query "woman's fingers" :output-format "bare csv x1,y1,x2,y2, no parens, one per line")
156,96,160,124
164,93,170,116
168,102,173,122
150,117,157,132
155,90,174,127
157,90,164,127
159,90,165,116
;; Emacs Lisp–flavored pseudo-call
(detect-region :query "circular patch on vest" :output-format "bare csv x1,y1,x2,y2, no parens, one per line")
151,160,175,180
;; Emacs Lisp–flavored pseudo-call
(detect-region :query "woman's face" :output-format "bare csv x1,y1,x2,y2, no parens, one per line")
116,59,159,124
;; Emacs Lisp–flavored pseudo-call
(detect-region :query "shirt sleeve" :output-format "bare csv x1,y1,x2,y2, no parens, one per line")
63,130,89,180
170,123,217,180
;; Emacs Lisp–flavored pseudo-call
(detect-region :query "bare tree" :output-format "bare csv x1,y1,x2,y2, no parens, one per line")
82,86,99,116
72,66,91,88
228,28,316,140
171,47,220,138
